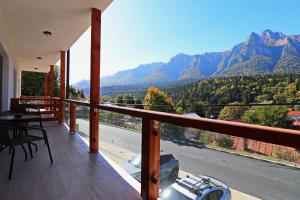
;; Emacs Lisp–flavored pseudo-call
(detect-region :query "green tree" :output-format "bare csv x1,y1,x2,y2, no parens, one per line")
123,94,134,104
219,102,248,120
134,98,144,109
21,71,45,96
242,106,294,128
69,85,85,100
176,107,184,114
21,66,60,97
115,95,124,106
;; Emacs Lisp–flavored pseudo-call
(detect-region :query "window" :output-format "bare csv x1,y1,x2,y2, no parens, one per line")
203,190,223,200
160,187,192,200
161,154,172,165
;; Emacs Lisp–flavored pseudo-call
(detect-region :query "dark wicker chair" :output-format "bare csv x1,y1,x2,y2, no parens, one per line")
11,104,44,151
12,104,43,128
0,122,53,179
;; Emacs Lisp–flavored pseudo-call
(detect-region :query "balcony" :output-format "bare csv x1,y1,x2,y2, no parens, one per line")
4,97,300,200
1,1,300,200
0,121,141,200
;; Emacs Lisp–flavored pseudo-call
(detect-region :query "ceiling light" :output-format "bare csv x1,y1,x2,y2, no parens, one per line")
43,31,52,37
36,57,42,60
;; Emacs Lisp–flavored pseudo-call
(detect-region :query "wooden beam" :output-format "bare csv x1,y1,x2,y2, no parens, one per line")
44,73,48,96
96,104,300,149
141,119,160,200
59,51,66,123
69,102,76,133
49,65,54,97
89,8,101,153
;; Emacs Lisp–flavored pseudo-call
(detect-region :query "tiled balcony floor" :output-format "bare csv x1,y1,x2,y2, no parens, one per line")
0,122,141,200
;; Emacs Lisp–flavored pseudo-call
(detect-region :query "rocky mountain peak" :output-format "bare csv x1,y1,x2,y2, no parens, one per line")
169,53,190,63
261,29,285,41
85,30,300,87
246,32,262,45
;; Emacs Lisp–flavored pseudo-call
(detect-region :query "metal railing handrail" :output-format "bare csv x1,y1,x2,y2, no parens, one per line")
13,96,60,101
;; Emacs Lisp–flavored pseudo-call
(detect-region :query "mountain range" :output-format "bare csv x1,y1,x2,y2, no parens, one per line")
74,29,300,90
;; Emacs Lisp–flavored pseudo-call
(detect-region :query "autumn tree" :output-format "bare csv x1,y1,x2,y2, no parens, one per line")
144,86,174,112
144,87,184,138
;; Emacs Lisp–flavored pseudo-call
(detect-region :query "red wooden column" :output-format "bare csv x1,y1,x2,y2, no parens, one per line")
44,73,49,111
44,73,48,96
141,119,160,200
49,65,55,116
49,65,54,97
69,102,76,133
59,51,66,123
89,8,101,153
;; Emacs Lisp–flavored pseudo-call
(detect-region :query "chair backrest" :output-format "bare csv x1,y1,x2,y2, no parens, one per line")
12,104,27,114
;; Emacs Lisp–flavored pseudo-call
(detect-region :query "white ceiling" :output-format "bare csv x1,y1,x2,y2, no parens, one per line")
0,0,112,72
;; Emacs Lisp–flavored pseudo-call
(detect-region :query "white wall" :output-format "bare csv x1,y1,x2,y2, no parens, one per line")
0,4,17,111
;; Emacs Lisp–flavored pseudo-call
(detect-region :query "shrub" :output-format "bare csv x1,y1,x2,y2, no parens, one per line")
215,135,233,149
160,124,185,140
273,147,296,162
199,131,216,144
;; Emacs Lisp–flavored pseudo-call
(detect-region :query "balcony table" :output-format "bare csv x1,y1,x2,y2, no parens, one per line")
0,114,42,154
0,114,41,122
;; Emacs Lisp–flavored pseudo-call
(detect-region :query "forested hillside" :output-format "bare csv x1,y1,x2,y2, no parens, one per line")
103,73,300,117
164,73,300,113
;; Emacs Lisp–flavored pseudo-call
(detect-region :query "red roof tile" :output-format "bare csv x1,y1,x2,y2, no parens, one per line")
288,111,300,117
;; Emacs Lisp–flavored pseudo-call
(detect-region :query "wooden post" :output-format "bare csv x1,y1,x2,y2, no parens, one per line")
89,8,101,153
66,49,70,99
59,51,66,123
69,102,76,133
49,65,54,97
44,73,49,111
44,73,48,96
141,119,160,200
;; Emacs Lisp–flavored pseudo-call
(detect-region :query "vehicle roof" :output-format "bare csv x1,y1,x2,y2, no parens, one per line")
160,151,173,156
135,151,174,156
175,175,228,195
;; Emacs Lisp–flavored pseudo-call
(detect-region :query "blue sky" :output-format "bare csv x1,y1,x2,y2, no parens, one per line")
69,0,300,84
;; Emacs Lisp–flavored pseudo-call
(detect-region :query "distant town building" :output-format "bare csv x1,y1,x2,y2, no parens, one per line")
288,110,300,126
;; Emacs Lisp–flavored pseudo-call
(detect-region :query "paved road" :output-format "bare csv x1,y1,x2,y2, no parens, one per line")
77,120,300,200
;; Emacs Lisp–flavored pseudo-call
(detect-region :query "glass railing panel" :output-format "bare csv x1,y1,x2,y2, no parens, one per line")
99,109,142,187
64,102,70,127
159,122,300,200
76,105,90,145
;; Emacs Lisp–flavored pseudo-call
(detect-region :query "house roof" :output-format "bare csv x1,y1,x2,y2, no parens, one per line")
293,121,300,126
184,113,201,118
288,111,300,117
